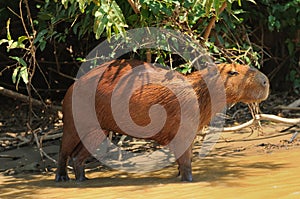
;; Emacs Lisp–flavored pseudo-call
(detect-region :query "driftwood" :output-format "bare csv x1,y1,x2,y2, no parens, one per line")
275,98,300,112
0,155,21,160
274,106,300,111
206,114,300,134
286,98,300,108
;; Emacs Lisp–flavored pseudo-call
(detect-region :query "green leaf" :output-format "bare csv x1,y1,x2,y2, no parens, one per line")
79,0,87,13
0,39,8,45
62,0,69,8
6,18,11,41
238,0,242,6
34,29,48,44
7,41,18,51
204,0,213,16
12,67,20,84
18,36,28,44
94,10,107,39
214,0,220,16
39,40,47,51
9,56,27,67
286,39,295,56
20,66,29,84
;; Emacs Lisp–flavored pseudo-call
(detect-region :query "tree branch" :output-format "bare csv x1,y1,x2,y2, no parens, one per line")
127,0,140,14
203,1,227,41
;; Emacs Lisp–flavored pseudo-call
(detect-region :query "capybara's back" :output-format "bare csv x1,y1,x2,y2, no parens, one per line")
56,59,269,182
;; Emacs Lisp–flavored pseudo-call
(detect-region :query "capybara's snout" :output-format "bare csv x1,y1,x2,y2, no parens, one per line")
255,71,270,101
256,71,269,88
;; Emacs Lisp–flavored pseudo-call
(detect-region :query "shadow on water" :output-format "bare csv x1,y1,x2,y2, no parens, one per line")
0,155,287,192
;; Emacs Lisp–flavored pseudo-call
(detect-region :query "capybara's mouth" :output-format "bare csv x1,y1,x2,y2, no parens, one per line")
256,87,270,102
241,84,270,104
248,90,269,103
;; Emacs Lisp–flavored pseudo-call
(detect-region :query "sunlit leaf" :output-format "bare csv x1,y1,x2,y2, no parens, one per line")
247,0,256,4
20,66,29,84
79,0,87,13
9,56,27,67
6,18,11,41
18,36,28,44
0,39,8,45
12,67,20,84
7,41,19,51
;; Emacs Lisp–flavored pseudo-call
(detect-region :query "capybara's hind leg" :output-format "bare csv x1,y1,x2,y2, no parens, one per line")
71,143,91,181
55,151,70,182
176,144,193,182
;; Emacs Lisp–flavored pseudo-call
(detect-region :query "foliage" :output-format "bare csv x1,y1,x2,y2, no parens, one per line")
0,18,29,89
0,0,299,93
238,0,300,91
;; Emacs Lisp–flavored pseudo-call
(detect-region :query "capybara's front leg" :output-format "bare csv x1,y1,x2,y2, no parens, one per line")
176,144,193,182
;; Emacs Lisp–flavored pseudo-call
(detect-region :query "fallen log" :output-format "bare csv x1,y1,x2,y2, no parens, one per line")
0,86,62,111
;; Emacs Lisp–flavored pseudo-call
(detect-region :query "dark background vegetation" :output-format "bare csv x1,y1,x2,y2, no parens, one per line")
0,0,299,103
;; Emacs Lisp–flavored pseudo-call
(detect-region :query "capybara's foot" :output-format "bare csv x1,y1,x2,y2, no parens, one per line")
180,171,193,182
73,163,88,182
178,166,193,182
55,173,70,182
76,175,89,182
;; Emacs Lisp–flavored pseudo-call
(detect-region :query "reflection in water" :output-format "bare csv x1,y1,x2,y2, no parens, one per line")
1,148,300,199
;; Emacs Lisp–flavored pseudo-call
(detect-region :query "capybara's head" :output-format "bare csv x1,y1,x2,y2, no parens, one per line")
217,63,269,104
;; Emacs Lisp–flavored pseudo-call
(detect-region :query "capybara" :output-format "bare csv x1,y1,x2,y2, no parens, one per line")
55,59,269,182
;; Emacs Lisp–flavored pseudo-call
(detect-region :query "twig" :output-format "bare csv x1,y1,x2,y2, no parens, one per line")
274,106,300,111
289,131,299,143
48,67,77,80
41,128,63,142
16,135,31,147
33,128,57,164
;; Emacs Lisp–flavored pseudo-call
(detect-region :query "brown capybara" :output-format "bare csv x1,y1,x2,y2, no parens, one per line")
55,59,269,182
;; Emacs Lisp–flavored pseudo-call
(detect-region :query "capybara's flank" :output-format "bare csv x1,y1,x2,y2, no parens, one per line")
55,59,269,182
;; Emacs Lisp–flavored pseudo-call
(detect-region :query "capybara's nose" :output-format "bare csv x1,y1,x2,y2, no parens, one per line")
257,73,269,88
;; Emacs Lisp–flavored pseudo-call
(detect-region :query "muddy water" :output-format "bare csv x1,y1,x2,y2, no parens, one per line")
1,148,300,199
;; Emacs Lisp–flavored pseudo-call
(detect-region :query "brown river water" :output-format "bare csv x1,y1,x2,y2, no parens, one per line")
1,148,300,199
1,124,300,199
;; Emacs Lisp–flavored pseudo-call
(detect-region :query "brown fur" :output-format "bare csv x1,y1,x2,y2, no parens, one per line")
55,59,269,182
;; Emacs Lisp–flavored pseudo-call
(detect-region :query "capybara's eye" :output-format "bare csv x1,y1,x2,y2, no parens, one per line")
228,70,239,76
